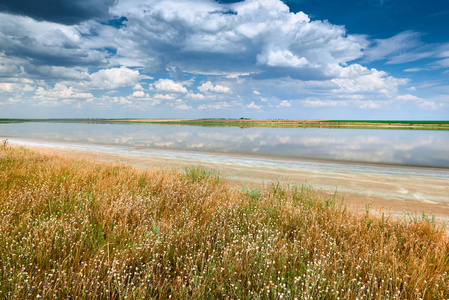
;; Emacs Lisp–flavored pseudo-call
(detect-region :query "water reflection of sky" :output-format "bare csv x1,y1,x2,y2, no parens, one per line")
1,122,449,168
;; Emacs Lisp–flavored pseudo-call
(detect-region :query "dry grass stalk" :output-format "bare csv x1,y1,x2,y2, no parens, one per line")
1,145,448,299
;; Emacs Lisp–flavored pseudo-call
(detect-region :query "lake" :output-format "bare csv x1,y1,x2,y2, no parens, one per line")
1,122,449,168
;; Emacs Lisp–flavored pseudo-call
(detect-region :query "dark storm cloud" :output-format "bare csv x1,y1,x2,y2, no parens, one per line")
0,13,108,73
0,0,117,25
0,34,105,68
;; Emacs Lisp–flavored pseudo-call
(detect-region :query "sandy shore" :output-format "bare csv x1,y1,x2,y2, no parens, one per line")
6,139,449,223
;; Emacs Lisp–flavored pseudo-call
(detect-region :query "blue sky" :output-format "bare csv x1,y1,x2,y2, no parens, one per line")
0,0,448,119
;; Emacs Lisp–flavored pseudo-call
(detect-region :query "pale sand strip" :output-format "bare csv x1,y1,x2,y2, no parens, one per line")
9,140,449,223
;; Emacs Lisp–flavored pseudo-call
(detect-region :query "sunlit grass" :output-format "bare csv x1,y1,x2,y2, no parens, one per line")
1,143,448,299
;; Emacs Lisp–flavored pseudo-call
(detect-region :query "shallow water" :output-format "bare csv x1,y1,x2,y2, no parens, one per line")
2,122,449,217
1,122,449,168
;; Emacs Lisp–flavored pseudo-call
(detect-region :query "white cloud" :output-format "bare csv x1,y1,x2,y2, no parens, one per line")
417,100,440,110
395,94,442,110
247,101,262,110
404,68,427,72
176,104,191,110
277,100,291,108
303,98,385,109
198,81,232,94
257,49,309,68
93,93,161,107
198,101,234,110
331,64,408,95
436,58,449,68
303,98,348,107
3,0,444,117
0,83,16,92
363,30,449,70
299,93,443,111
132,90,147,98
83,67,142,90
154,93,175,100
153,79,187,93
34,83,93,102
0,78,37,94
363,31,422,63
186,92,206,100
106,0,368,78
396,94,421,101
170,99,191,110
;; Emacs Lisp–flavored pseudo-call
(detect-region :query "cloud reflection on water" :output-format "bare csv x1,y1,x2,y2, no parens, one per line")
1,122,449,167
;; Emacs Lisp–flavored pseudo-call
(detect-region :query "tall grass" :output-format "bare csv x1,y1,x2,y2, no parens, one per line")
1,144,448,299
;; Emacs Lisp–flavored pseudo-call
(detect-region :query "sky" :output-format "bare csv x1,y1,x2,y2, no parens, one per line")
0,0,448,120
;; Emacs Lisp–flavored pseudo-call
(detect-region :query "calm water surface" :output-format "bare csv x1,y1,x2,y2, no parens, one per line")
1,122,449,168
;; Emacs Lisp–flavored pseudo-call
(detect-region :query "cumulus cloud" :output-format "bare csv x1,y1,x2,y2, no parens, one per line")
186,92,206,100
154,93,175,100
132,84,144,90
170,99,192,110
0,82,28,93
131,90,147,98
0,76,36,93
257,49,309,68
106,0,368,78
198,81,232,93
82,67,141,90
277,100,291,108
331,64,408,95
247,101,261,110
2,0,440,116
395,94,442,110
34,83,93,101
153,79,188,93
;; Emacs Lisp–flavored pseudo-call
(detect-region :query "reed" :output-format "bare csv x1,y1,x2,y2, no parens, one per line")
1,144,448,299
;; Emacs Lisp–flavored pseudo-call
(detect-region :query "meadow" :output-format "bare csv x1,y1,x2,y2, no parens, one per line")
1,142,449,299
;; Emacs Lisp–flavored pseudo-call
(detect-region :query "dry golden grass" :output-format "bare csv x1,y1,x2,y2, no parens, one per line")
1,144,448,299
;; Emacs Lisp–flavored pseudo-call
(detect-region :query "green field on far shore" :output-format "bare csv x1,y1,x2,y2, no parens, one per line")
1,118,449,130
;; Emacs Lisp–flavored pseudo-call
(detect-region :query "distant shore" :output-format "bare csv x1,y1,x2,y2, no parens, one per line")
2,118,449,130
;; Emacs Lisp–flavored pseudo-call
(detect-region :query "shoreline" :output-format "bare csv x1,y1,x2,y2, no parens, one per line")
2,118,449,130
6,138,449,223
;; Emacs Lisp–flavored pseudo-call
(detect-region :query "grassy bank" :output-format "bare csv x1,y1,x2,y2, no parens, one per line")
1,144,449,299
